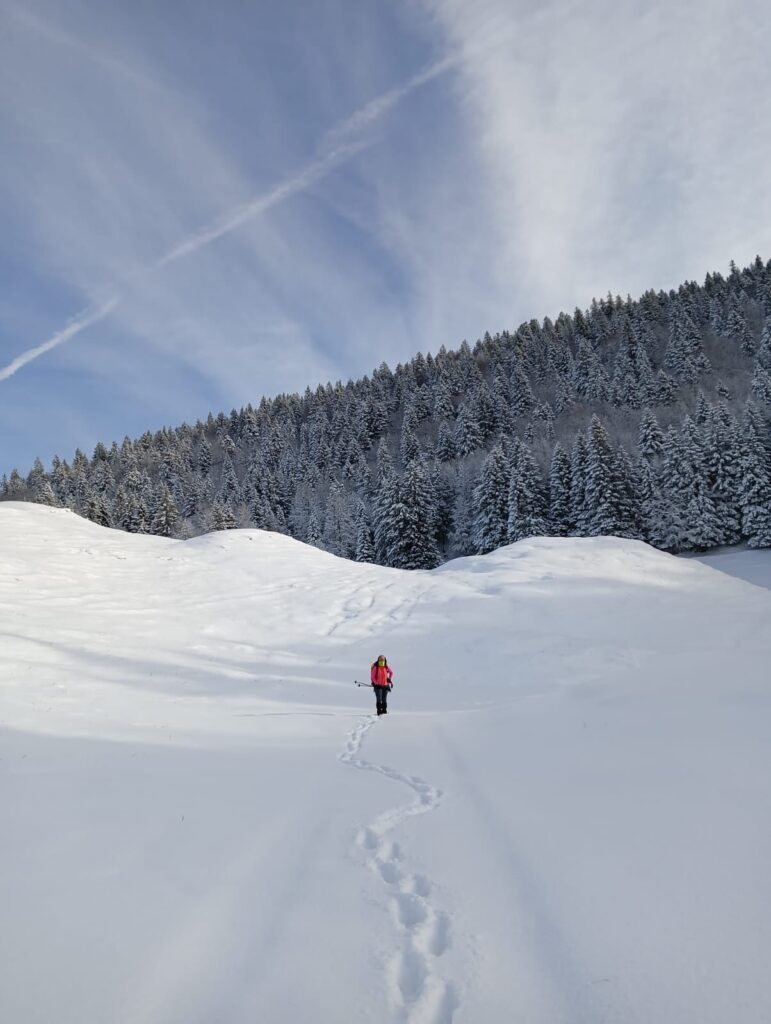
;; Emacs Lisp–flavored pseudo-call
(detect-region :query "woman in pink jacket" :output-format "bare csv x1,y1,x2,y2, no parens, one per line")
370,654,394,716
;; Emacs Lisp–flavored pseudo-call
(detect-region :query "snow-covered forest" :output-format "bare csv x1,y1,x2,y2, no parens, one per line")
5,256,771,566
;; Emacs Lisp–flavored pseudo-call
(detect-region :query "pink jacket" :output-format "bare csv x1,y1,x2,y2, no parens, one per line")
371,662,394,688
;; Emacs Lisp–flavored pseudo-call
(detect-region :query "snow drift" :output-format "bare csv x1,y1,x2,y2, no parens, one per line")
1,502,770,1023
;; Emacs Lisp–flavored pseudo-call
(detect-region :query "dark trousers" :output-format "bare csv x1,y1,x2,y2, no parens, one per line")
374,685,389,715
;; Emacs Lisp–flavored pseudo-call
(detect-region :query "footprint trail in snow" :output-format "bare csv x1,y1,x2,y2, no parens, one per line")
340,717,460,1024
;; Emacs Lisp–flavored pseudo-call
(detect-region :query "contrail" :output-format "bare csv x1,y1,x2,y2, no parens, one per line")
154,139,366,269
0,296,120,383
321,52,460,150
0,52,456,384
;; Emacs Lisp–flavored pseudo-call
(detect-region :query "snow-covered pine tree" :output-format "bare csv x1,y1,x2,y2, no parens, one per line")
34,479,59,507
436,420,456,462
151,484,179,538
582,416,627,536
507,442,548,541
726,300,755,355
306,508,323,548
675,416,724,550
400,406,421,467
752,365,771,406
209,499,237,531
638,408,664,460
757,318,771,371
388,460,439,569
449,468,475,558
86,493,111,527
637,457,674,549
323,481,355,558
354,503,375,563
702,405,741,545
737,418,771,547
454,402,483,457
510,365,535,418
548,442,571,536
473,444,510,553
373,469,400,566
569,433,588,535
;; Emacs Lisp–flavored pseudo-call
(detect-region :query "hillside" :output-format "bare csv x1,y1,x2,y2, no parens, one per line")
2,502,770,1022
3,256,771,566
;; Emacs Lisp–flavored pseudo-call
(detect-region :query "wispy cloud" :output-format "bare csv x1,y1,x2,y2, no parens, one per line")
2,0,770,474
422,0,771,309
0,21,455,385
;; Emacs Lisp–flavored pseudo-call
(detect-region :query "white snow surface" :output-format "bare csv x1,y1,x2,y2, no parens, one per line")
2,502,770,1024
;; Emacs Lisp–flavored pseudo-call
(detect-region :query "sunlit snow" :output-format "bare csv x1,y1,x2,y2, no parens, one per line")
2,503,770,1023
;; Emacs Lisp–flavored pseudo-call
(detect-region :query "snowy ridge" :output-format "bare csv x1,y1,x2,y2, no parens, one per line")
2,502,771,1023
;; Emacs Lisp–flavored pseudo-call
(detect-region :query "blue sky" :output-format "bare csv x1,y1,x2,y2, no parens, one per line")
2,0,771,476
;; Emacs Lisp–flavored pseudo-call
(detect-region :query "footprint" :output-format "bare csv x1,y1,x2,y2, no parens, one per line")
405,874,432,899
422,910,451,957
378,860,403,885
340,717,462,1021
357,827,379,851
392,892,428,929
391,947,428,1005
409,974,456,1024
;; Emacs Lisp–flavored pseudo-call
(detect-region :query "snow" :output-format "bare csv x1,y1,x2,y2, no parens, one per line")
2,501,770,1023
690,545,771,592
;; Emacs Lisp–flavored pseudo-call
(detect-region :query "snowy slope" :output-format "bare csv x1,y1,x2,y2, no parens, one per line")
692,546,771,592
2,502,770,1024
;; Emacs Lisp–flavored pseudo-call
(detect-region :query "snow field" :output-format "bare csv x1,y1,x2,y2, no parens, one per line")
2,502,771,1022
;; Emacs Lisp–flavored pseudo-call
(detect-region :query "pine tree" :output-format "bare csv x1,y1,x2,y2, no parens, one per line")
548,443,571,536
210,499,237,531
757,318,771,371
655,370,679,405
569,433,588,534
436,421,456,462
373,470,400,565
508,443,547,541
400,407,421,467
675,417,724,550
583,416,627,536
702,407,741,545
323,481,355,558
637,457,675,549
738,423,771,547
389,461,439,569
434,378,454,420
744,400,771,461
34,479,59,507
449,469,475,557
306,508,323,547
752,365,771,406
354,504,375,563
430,469,456,553
123,488,148,532
454,403,483,457
473,444,510,553
86,494,111,527
726,301,755,355
197,436,213,475
510,366,535,418
151,484,179,537
638,409,664,460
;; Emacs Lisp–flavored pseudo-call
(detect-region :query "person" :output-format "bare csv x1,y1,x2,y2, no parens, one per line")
370,654,393,716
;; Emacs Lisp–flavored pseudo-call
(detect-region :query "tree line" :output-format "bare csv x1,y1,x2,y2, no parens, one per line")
4,256,771,568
